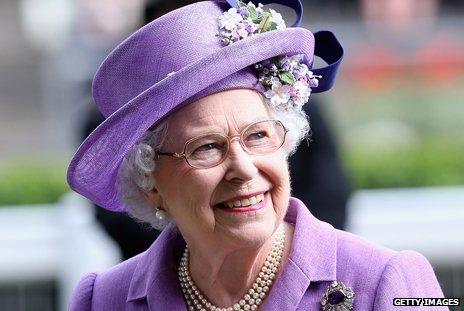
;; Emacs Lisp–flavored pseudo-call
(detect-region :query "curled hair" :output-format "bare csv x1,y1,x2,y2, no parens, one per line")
117,98,310,230
116,117,170,230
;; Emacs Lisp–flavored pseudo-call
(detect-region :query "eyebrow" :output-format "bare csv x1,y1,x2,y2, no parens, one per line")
188,116,271,136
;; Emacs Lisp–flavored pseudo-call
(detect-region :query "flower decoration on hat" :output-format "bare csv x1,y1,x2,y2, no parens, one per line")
217,1,321,111
217,2,285,45
321,281,355,311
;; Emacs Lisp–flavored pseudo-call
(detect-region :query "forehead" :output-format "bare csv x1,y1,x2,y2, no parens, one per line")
168,89,271,137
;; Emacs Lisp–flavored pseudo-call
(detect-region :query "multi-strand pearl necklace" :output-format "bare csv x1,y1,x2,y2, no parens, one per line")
178,224,286,311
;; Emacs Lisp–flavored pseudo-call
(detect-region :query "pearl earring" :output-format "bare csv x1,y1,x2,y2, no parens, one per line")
155,208,168,221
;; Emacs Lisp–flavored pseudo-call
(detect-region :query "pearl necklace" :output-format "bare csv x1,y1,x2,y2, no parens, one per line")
178,224,286,311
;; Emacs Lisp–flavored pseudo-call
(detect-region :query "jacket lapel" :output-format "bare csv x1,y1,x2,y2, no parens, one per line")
127,223,187,310
262,197,337,310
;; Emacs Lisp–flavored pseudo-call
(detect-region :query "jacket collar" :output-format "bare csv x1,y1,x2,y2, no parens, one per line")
126,197,337,309
262,197,337,309
286,197,337,282
126,222,186,309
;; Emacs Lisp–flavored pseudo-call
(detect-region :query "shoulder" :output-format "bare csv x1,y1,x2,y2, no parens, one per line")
334,230,445,309
68,253,142,311
372,250,446,308
69,272,98,311
335,229,396,276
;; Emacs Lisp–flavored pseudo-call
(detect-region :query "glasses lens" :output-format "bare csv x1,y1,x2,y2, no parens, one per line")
242,120,286,154
185,134,228,168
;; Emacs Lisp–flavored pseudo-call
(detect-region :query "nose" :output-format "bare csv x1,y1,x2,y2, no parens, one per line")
223,138,258,182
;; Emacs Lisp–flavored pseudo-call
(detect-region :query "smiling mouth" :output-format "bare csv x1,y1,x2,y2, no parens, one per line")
216,192,267,211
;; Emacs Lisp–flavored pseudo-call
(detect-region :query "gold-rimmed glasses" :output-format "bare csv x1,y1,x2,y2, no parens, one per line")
155,120,288,169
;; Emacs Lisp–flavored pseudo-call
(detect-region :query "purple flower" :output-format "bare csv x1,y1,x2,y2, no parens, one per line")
280,56,291,71
269,63,278,72
309,77,319,87
261,59,271,67
309,77,319,88
230,29,240,41
288,86,298,97
239,6,249,16
243,19,256,34
236,23,249,39
292,69,301,79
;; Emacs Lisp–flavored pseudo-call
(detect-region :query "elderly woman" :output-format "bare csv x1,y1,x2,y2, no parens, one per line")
68,1,446,310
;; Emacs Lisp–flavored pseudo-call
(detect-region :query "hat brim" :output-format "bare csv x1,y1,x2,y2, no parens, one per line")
67,28,315,212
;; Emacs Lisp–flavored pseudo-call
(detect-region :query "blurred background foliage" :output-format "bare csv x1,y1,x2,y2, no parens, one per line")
0,159,69,206
331,77,464,190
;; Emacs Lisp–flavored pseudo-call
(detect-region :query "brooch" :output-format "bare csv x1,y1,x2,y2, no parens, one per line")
321,281,354,311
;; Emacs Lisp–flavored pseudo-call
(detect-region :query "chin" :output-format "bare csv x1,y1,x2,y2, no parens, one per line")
219,218,281,250
212,190,288,248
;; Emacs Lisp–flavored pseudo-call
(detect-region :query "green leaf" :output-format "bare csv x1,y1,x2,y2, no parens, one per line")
278,71,295,85
259,12,271,32
268,21,277,31
248,5,257,20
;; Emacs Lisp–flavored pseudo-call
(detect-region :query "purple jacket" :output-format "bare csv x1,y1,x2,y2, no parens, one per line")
69,198,447,310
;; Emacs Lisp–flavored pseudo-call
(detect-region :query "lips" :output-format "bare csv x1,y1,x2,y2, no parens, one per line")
216,192,268,212
223,193,265,208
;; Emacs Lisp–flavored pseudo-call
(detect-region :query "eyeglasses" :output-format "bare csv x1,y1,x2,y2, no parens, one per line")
155,120,288,169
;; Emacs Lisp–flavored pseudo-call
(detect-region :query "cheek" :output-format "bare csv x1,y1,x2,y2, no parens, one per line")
270,152,290,188
259,153,290,212
156,165,222,216
273,163,291,206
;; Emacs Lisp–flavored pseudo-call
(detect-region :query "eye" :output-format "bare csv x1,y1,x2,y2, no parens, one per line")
247,131,268,141
196,143,219,152
192,142,226,155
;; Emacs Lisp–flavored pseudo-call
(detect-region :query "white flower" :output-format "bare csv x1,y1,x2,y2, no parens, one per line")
292,81,311,106
293,81,309,95
269,76,280,85
218,8,243,31
255,3,264,15
246,2,256,9
264,81,291,107
269,9,286,30
288,55,302,69
298,63,309,77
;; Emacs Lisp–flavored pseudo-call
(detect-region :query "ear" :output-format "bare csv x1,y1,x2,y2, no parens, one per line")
142,186,165,211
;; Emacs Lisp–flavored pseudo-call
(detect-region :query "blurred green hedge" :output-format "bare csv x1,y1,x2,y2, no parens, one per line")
343,139,464,189
0,160,69,206
1,141,464,206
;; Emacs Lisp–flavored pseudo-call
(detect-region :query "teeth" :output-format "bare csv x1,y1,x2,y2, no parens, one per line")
250,196,257,205
223,194,264,208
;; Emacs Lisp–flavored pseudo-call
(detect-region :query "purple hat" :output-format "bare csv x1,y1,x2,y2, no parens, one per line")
67,0,343,212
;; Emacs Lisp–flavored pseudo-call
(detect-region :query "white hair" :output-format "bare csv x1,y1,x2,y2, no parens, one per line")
116,98,310,230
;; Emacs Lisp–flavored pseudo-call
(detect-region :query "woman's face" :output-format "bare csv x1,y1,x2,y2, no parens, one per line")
153,89,291,250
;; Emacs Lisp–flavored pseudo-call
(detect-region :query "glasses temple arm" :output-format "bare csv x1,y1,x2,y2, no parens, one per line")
155,151,185,158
